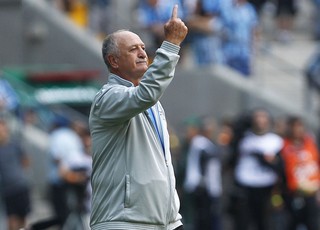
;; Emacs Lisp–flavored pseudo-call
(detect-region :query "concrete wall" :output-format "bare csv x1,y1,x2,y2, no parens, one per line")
0,0,107,78
0,0,24,66
162,65,318,133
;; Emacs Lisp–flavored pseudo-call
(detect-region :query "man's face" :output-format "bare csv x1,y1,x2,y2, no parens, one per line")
291,121,305,140
113,31,149,85
252,110,270,134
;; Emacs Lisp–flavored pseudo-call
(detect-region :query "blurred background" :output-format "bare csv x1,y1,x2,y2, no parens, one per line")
0,0,320,229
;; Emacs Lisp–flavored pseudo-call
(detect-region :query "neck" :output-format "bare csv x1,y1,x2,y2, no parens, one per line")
292,136,304,145
131,79,140,86
252,128,268,136
111,70,141,86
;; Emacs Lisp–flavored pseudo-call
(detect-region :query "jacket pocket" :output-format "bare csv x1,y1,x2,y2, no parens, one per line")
124,174,130,208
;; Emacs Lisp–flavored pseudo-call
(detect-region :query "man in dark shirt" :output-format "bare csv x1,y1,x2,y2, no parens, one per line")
0,119,31,230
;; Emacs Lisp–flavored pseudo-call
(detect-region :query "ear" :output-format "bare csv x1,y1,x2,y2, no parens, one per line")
108,55,119,69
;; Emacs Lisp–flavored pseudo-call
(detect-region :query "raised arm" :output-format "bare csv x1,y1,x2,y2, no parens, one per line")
164,4,188,46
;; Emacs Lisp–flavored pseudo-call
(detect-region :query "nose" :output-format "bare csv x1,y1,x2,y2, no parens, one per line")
138,47,147,59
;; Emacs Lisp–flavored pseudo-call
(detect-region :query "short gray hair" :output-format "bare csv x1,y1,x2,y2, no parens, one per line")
102,30,128,70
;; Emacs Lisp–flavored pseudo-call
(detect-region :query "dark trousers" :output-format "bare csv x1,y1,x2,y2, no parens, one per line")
50,183,70,226
285,194,320,230
29,183,69,230
232,185,273,230
192,187,222,230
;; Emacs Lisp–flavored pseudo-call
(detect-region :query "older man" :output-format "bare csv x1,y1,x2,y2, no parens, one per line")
89,5,188,230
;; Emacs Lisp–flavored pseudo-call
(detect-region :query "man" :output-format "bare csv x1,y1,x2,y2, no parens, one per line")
0,119,31,230
29,119,90,230
89,5,188,230
232,108,283,230
184,0,225,65
280,116,320,230
220,0,258,76
184,117,223,230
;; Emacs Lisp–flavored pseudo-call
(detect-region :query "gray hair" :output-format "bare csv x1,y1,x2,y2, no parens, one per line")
102,30,128,70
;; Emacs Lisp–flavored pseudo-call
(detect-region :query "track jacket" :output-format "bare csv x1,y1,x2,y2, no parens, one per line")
89,41,182,230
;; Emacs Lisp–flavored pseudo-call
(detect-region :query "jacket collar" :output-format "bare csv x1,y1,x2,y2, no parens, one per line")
108,73,134,87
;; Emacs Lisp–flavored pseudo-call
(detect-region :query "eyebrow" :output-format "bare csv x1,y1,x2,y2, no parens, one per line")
131,42,145,47
128,43,145,49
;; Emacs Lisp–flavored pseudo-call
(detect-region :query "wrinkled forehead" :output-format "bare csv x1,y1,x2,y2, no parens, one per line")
116,31,145,47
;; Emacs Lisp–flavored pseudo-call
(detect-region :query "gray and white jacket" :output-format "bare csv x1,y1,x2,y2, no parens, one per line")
89,41,182,230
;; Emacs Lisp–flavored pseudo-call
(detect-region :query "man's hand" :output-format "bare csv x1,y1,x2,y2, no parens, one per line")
164,5,188,46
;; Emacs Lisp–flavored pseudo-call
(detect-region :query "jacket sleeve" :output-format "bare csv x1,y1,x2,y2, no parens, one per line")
92,41,180,125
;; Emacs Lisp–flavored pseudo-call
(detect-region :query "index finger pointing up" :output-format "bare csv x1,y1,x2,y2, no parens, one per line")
171,4,178,19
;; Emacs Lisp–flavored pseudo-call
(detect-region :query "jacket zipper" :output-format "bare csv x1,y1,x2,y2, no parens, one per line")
166,162,173,228
144,110,167,162
144,110,171,227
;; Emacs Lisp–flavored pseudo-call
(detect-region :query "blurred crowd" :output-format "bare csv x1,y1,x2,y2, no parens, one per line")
173,108,320,230
0,74,93,229
49,0,320,76
1,76,320,230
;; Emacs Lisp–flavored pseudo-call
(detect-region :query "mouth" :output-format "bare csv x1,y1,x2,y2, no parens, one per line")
136,60,148,65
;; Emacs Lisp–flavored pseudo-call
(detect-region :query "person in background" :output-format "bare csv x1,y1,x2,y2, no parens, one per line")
273,116,288,138
88,0,112,39
54,0,88,28
22,108,40,128
65,120,92,206
220,0,259,76
28,118,91,230
216,119,234,148
0,75,20,116
184,116,223,230
312,0,320,40
215,118,234,210
136,0,183,60
184,0,225,65
274,0,297,43
231,108,283,230
280,116,320,230
0,119,31,230
47,117,89,228
89,5,187,230
176,116,202,230
248,0,267,15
